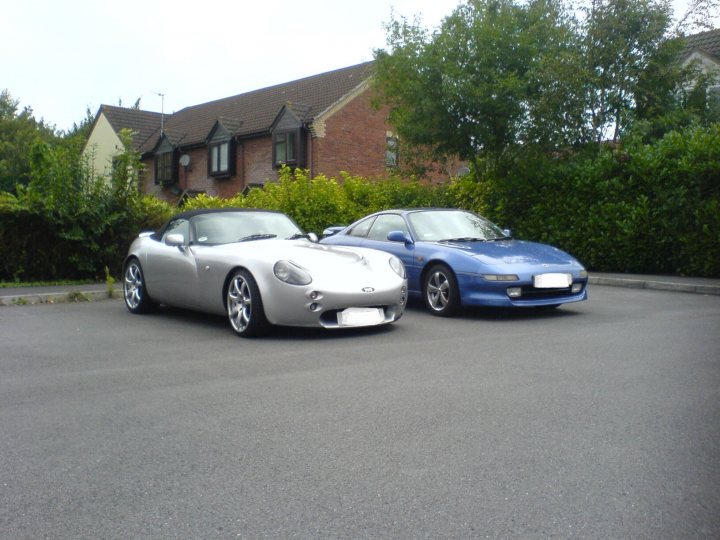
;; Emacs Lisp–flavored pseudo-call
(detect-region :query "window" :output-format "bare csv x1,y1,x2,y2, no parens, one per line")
156,152,174,185
367,214,408,241
161,218,189,243
274,131,296,166
386,135,398,168
348,217,376,238
209,142,230,175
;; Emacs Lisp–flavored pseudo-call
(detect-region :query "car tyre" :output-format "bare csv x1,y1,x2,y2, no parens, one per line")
123,258,157,314
423,264,460,317
226,269,270,337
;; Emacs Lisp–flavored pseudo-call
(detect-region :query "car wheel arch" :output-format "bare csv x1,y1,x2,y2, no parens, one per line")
222,265,252,309
420,259,457,285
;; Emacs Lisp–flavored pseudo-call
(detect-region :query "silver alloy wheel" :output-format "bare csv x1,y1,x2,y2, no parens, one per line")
426,269,450,311
124,262,143,309
227,274,253,333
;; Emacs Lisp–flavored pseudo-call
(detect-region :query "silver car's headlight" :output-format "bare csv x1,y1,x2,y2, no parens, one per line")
274,260,312,285
389,256,406,279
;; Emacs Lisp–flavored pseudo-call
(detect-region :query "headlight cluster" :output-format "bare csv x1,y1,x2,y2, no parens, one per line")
482,274,519,281
389,256,406,279
274,260,312,285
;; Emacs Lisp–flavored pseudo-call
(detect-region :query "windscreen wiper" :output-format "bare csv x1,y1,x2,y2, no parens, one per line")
237,234,277,242
440,237,486,242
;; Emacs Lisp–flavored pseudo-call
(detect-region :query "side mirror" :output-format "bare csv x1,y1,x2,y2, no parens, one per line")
165,233,185,247
307,232,319,243
322,226,345,238
387,230,414,244
503,228,512,238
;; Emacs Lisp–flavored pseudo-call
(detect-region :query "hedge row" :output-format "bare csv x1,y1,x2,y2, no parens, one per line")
0,194,171,281
1,124,718,280
475,124,720,276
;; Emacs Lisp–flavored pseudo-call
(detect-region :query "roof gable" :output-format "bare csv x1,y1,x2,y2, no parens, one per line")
95,105,164,151
682,28,720,62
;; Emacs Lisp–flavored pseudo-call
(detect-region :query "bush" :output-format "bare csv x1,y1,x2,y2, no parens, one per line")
2,124,717,280
448,124,720,276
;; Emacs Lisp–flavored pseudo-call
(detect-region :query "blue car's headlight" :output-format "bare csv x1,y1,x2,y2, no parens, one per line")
482,274,519,281
389,256,406,279
274,260,312,285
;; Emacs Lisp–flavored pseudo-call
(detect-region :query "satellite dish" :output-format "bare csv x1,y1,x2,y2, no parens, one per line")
179,154,191,167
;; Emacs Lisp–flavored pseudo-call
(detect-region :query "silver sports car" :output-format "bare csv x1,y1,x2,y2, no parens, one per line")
123,208,408,336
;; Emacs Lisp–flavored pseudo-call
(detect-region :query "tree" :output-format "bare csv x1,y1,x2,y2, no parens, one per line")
373,0,586,180
0,90,56,193
579,0,676,142
373,0,711,177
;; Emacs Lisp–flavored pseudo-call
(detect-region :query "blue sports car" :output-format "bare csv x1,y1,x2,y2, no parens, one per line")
320,208,588,316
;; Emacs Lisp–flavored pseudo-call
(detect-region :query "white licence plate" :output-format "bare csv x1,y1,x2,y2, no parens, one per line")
533,273,572,288
338,307,385,327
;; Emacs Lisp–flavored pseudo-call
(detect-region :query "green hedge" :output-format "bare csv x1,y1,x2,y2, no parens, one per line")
182,168,448,233
0,193,171,281
456,124,720,277
1,124,718,280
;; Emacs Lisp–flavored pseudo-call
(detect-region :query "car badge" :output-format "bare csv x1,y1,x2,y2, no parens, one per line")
362,287,375,293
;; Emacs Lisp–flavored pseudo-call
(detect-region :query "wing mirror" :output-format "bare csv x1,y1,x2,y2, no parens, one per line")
307,232,319,243
503,228,512,238
322,226,344,238
165,233,185,247
387,230,414,244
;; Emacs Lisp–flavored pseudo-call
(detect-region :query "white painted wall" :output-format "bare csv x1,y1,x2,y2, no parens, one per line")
82,113,124,179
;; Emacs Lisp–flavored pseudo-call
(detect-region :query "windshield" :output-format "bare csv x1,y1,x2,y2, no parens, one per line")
408,210,507,242
192,211,303,245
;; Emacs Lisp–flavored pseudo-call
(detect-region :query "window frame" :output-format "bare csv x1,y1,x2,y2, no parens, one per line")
155,151,175,185
386,135,399,168
273,130,298,168
209,141,231,177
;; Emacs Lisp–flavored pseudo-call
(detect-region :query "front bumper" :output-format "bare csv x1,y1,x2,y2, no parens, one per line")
457,273,588,308
261,280,408,328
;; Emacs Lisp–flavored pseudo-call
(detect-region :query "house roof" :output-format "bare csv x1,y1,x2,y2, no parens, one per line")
139,61,374,153
682,28,720,62
97,105,164,151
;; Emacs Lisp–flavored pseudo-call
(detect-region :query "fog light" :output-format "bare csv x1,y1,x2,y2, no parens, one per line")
571,283,582,293
309,303,319,311
507,287,522,298
310,291,319,300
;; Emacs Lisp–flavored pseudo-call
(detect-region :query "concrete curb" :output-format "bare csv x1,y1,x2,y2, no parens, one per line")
0,286,122,306
587,276,720,296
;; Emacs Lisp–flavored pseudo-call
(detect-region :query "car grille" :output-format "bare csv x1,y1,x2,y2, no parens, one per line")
519,285,581,300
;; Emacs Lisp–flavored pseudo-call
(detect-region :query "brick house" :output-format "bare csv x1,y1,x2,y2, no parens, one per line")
128,62,417,203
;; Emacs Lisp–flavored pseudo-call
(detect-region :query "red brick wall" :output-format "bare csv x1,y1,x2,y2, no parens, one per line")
242,136,277,186
312,89,391,180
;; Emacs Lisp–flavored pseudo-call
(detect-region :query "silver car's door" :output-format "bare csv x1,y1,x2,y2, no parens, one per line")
144,218,199,308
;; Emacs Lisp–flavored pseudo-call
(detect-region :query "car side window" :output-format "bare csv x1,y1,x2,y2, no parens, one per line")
162,219,189,243
367,215,408,242
348,216,376,238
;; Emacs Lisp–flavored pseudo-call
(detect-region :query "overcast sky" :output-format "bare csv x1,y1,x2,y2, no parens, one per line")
2,0,708,132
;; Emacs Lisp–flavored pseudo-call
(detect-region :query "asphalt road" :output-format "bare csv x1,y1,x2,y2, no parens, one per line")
1,287,719,539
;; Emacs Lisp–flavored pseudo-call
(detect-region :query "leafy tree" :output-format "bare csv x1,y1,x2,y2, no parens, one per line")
580,0,676,141
373,0,586,180
0,90,56,193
